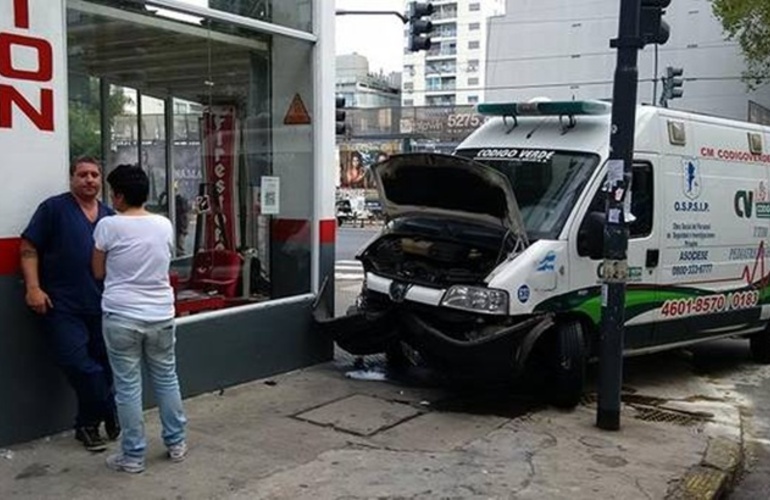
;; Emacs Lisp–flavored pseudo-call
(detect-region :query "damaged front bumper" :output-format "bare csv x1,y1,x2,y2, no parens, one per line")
399,311,554,377
313,279,554,377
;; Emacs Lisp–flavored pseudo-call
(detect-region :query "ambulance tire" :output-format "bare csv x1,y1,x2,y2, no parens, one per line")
385,341,410,371
549,321,586,409
386,341,423,372
749,331,770,364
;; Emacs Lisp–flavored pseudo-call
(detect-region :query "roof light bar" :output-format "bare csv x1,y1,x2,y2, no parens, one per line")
476,100,612,117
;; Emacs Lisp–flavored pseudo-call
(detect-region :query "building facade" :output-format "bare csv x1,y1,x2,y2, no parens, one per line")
0,0,336,446
485,0,770,123
336,54,401,108
402,0,505,107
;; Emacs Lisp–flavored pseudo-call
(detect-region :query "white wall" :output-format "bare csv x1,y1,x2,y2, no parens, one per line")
486,0,770,121
0,0,69,238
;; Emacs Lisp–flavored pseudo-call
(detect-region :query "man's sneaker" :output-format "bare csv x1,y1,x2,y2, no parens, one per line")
74,426,107,453
104,413,121,441
105,453,145,474
167,441,188,463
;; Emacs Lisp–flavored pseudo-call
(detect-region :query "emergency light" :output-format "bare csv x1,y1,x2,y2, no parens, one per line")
476,100,611,117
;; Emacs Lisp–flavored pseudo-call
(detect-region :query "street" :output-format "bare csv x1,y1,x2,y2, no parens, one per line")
334,225,379,283
334,227,770,495
701,340,770,498
335,225,379,261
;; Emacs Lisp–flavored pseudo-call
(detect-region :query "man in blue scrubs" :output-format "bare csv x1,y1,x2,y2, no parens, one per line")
20,157,119,452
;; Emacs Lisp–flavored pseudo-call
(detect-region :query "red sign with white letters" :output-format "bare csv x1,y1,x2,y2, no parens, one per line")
0,0,54,132
202,106,238,250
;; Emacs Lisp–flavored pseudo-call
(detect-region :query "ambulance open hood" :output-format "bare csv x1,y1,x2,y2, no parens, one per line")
372,153,528,240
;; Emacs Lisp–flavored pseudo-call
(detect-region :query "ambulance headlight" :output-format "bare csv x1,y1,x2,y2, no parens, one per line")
441,286,509,315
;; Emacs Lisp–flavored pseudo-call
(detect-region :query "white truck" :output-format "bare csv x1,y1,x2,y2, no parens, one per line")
315,100,770,407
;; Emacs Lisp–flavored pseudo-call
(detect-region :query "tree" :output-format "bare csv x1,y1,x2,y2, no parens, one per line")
68,78,132,161
712,0,770,88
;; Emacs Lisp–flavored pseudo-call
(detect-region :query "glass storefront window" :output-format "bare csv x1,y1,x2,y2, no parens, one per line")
86,1,312,35
108,85,139,171
207,0,312,33
140,94,168,217
67,1,315,314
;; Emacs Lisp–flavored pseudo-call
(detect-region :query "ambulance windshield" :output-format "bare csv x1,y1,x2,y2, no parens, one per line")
455,148,600,240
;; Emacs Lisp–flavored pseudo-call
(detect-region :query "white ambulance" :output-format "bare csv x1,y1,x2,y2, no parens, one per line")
315,100,770,407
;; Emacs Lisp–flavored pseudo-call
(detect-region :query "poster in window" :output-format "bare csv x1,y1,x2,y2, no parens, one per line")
261,176,280,215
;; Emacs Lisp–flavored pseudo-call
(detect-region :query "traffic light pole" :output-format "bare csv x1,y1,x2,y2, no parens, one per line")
335,10,407,23
337,3,435,52
597,0,642,431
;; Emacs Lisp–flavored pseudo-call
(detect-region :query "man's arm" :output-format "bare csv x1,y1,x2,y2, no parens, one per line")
20,239,53,314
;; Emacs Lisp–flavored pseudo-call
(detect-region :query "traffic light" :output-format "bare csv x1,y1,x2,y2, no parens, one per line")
335,95,346,135
639,0,671,47
660,66,684,107
407,2,434,52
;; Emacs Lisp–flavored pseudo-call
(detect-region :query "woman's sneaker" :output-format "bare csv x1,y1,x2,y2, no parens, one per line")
167,441,188,463
105,453,145,474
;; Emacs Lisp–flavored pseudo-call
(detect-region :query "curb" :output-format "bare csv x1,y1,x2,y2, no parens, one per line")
667,433,745,499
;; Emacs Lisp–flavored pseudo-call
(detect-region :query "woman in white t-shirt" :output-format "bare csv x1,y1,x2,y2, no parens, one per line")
92,164,187,474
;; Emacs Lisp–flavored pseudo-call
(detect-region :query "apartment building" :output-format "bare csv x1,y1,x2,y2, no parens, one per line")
485,0,770,123
402,0,505,107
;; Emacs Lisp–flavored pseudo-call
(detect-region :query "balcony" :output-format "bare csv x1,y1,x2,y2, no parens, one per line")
425,63,457,75
425,85,456,94
433,8,457,21
425,74,456,93
434,28,457,39
426,47,457,59
426,96,456,106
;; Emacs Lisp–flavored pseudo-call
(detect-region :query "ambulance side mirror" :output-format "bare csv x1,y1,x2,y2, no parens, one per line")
577,211,605,259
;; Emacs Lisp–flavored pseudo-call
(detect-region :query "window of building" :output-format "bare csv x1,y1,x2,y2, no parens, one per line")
469,3,481,12
467,59,480,73
468,95,479,104
469,22,480,31
404,99,414,106
67,1,316,313
425,77,441,91
468,40,480,50
468,77,479,86
403,82,414,91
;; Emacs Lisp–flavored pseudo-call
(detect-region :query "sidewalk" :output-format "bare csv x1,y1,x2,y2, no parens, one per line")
0,355,744,500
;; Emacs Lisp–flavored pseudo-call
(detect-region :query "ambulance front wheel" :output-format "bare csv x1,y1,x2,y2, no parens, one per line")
549,320,587,409
749,330,770,364
385,340,422,372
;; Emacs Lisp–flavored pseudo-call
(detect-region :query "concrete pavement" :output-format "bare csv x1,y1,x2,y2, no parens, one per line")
0,353,748,500
0,281,757,499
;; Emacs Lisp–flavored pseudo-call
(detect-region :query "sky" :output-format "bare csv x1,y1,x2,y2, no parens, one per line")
335,0,405,74
170,0,405,74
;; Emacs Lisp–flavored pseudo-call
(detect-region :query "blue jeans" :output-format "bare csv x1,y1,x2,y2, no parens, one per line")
102,313,187,459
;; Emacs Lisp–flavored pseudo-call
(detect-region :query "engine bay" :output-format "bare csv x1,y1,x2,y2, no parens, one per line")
360,232,508,288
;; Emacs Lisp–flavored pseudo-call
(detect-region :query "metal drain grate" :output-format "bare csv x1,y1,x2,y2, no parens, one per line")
632,405,710,427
